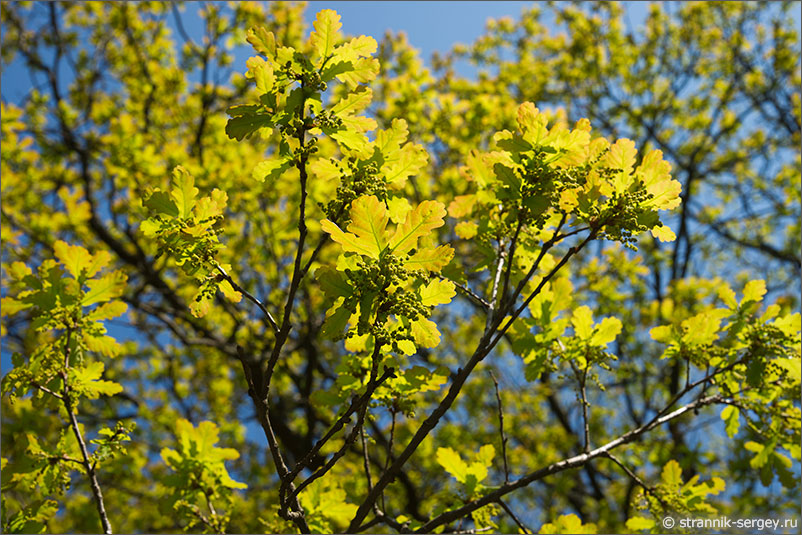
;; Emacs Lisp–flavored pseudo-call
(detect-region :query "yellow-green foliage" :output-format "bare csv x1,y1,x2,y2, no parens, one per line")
1,3,799,534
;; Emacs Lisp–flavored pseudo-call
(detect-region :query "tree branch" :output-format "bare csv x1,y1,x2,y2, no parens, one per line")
489,370,510,483
213,262,279,332
414,393,731,533
60,328,113,534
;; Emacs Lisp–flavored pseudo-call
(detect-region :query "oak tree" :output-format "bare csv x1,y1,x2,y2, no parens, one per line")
1,2,800,534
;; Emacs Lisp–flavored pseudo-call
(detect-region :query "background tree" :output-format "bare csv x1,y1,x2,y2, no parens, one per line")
1,2,800,534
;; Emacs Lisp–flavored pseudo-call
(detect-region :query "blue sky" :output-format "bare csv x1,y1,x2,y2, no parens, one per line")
301,1,646,60
1,2,654,103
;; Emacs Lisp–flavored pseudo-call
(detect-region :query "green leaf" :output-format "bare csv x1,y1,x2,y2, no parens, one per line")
420,279,456,307
335,57,380,88
410,317,441,348
436,447,468,483
661,459,683,488
745,440,775,469
493,163,521,193
590,316,622,347
190,293,212,318
571,306,594,340
650,224,676,242
602,138,637,194
162,419,247,491
741,279,767,305
516,102,549,144
390,200,447,254
84,333,123,358
322,305,351,340
376,119,409,157
71,361,123,398
140,218,161,237
253,156,292,183
321,195,389,259
144,191,179,218
382,143,428,187
1,297,31,316
494,130,532,153
335,35,378,62
81,271,127,306
717,284,738,309
53,241,93,279
396,339,417,356
298,478,357,533
649,324,674,343
625,516,656,531
247,27,276,58
247,57,275,94
170,166,198,219
476,444,495,467
4,499,59,534
387,196,412,224
720,405,740,438
405,245,455,272
309,158,342,182
316,267,353,299
329,128,371,156
455,221,478,239
681,309,730,346
330,86,373,116
637,149,682,210
311,9,342,59
218,280,242,303
225,109,273,141
540,514,596,534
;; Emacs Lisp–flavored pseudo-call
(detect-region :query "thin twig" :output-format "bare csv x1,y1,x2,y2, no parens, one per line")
31,381,63,400
497,499,531,534
499,216,524,309
488,370,509,483
414,393,731,533
213,262,278,332
604,453,669,509
289,354,394,503
485,237,506,333
381,406,397,512
61,328,113,534
439,275,490,309
604,453,651,491
572,359,591,454
452,526,494,534
360,427,374,494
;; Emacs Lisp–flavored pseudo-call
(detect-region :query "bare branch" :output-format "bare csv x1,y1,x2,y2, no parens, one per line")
498,499,531,534
440,275,490,310
213,262,279,332
489,370,510,483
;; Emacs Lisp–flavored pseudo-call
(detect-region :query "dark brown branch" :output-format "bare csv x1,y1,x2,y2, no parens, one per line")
288,360,395,503
235,346,310,533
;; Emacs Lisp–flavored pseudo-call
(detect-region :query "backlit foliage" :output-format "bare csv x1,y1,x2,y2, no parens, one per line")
1,2,799,534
